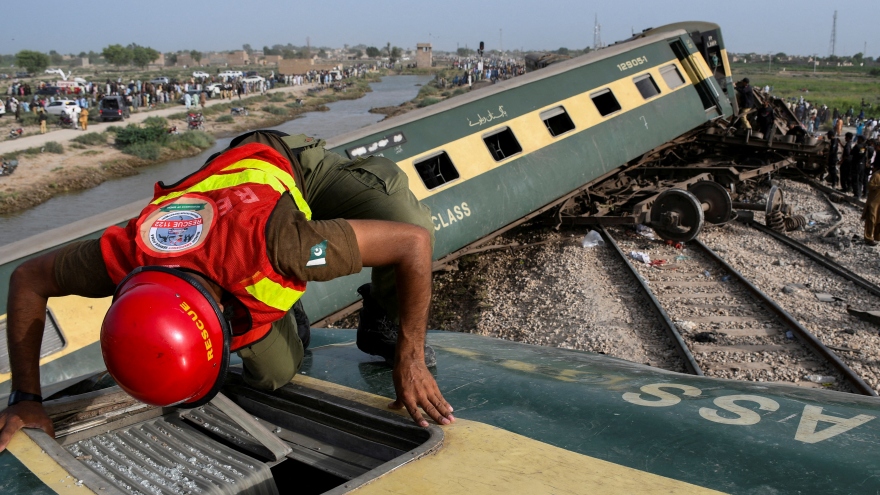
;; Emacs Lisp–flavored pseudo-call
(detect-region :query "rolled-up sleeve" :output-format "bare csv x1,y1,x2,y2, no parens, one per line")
266,195,363,282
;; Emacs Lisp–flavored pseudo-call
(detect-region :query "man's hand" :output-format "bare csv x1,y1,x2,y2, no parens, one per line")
0,401,54,452
390,357,454,427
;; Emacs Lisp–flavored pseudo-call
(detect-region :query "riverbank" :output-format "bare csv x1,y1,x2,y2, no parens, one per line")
0,76,379,215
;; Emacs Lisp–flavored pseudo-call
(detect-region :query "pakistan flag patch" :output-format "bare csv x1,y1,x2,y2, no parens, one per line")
307,240,328,267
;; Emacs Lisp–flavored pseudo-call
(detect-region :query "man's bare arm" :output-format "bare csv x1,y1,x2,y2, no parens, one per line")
0,251,66,451
347,219,454,427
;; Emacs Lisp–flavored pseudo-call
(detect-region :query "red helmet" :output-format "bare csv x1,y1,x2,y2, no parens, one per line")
101,266,230,407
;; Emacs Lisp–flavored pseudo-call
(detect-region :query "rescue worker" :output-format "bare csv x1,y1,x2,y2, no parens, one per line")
735,77,756,131
0,130,454,452
756,98,775,140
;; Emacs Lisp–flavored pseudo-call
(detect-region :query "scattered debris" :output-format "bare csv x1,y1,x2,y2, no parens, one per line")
674,320,697,332
693,332,717,343
580,230,605,248
815,293,839,303
805,374,836,384
629,251,650,264
846,306,880,327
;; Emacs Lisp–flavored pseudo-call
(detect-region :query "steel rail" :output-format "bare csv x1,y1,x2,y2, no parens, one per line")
747,220,880,300
598,226,703,375
692,239,878,396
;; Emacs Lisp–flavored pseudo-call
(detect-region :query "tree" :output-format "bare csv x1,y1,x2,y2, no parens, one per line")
103,44,132,66
385,42,392,59
242,44,253,54
457,47,474,57
365,46,381,58
556,47,570,55
48,50,64,65
282,49,298,59
129,44,159,68
166,53,178,65
16,50,50,73
190,50,202,63
389,46,402,65
775,52,787,59
853,52,864,64
354,50,363,59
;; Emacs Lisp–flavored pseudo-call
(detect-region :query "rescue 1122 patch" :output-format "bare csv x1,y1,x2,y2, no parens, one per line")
307,240,328,267
136,194,216,258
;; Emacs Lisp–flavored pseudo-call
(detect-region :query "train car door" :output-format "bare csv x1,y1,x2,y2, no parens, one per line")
668,38,723,117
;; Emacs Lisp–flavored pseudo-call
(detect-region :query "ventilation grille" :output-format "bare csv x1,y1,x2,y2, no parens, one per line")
66,416,277,495
0,309,66,374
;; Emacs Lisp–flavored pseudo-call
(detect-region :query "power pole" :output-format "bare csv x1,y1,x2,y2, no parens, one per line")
828,10,837,57
593,14,603,50
499,29,503,56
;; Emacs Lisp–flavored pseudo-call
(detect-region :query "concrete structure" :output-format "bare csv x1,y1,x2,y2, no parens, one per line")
278,59,336,75
416,43,432,68
262,55,282,66
227,50,249,66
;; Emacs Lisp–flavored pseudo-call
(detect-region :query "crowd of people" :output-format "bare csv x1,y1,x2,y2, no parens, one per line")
436,56,526,88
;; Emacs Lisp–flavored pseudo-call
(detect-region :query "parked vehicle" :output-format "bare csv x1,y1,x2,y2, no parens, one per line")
217,70,243,80
242,75,265,84
14,71,31,78
205,83,223,98
192,71,210,79
187,112,205,131
0,158,18,176
8,128,23,139
97,96,129,122
35,86,62,96
149,76,170,85
44,99,81,117
58,112,76,129
230,107,248,116
178,89,205,105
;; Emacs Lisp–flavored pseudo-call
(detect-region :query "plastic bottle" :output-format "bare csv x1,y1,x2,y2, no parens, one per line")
581,230,605,248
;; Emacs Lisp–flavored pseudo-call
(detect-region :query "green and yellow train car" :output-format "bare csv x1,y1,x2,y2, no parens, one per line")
7,22,871,495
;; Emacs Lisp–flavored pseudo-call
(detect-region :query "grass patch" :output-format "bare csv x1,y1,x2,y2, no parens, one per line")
80,150,103,156
142,116,169,128
69,143,86,149
123,142,162,160
72,132,107,146
417,97,441,108
261,105,287,116
268,93,287,102
105,126,123,134
215,114,234,123
51,166,63,172
44,142,64,154
166,131,215,151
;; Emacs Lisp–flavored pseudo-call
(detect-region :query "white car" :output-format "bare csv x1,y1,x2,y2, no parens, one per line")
193,71,210,79
205,83,223,97
217,71,243,80
45,99,81,117
242,75,265,84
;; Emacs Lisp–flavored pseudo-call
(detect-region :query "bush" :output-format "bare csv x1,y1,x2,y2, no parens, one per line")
142,116,169,128
215,114,234,123
268,93,287,102
123,142,163,160
168,131,215,150
115,124,168,147
104,126,122,134
417,97,441,108
72,132,107,146
261,105,287,116
19,112,40,126
44,141,64,154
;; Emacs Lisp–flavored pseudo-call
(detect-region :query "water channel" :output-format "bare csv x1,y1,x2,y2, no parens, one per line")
0,75,432,244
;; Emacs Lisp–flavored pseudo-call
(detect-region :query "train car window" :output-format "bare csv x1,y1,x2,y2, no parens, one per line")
540,106,576,137
483,127,523,161
413,151,460,190
590,89,622,117
633,74,661,99
660,64,686,89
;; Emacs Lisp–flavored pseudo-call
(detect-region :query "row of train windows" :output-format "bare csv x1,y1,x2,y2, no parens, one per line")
414,64,687,191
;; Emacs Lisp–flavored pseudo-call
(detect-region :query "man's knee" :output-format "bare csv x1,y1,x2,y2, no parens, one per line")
237,316,304,391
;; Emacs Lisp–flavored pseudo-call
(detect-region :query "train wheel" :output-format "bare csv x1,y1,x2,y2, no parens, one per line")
765,185,784,216
649,189,704,242
688,181,732,224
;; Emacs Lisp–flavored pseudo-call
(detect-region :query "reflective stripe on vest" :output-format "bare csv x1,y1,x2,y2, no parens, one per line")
151,158,312,220
244,277,302,311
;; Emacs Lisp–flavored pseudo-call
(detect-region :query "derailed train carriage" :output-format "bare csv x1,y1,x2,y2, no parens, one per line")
1,21,875,495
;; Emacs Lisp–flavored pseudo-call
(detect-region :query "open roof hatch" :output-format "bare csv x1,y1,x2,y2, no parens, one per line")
31,369,443,495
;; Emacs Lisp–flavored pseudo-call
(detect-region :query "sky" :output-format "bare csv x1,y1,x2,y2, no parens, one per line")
5,0,878,59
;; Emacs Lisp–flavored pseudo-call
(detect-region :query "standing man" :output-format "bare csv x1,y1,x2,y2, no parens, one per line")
840,132,854,193
853,135,869,199
825,131,840,188
863,158,880,246
38,108,47,134
79,105,88,131
756,98,775,140
0,130,454,451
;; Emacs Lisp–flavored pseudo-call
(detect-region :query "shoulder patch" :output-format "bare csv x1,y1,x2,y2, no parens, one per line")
306,240,328,267
137,195,216,258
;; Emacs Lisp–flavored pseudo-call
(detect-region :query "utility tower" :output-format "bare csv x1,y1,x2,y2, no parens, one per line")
828,10,837,57
593,14,603,51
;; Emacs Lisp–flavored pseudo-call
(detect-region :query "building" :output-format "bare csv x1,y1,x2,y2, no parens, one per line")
262,55,282,66
227,50,249,66
416,43,432,68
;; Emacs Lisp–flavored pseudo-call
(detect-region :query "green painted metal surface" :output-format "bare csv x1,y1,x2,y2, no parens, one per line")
303,330,880,495
0,449,55,495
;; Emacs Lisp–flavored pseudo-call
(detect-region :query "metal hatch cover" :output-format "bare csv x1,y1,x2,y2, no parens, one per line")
65,416,277,495
0,309,66,373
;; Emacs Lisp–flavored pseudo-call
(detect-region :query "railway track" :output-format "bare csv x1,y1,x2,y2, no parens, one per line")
603,226,877,396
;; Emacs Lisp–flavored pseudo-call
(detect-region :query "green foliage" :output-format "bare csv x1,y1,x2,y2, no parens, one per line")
215,114,234,123
173,131,215,149
142,116,168,128
556,47,570,55
104,126,122,134
417,97,440,108
48,50,63,65
44,141,64,154
190,50,202,63
268,93,286,102
18,112,40,126
366,46,381,58
261,105,287,116
15,50,50,73
102,44,131,66
115,124,167,147
72,132,107,146
129,44,160,68
456,48,474,57
123,142,162,160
